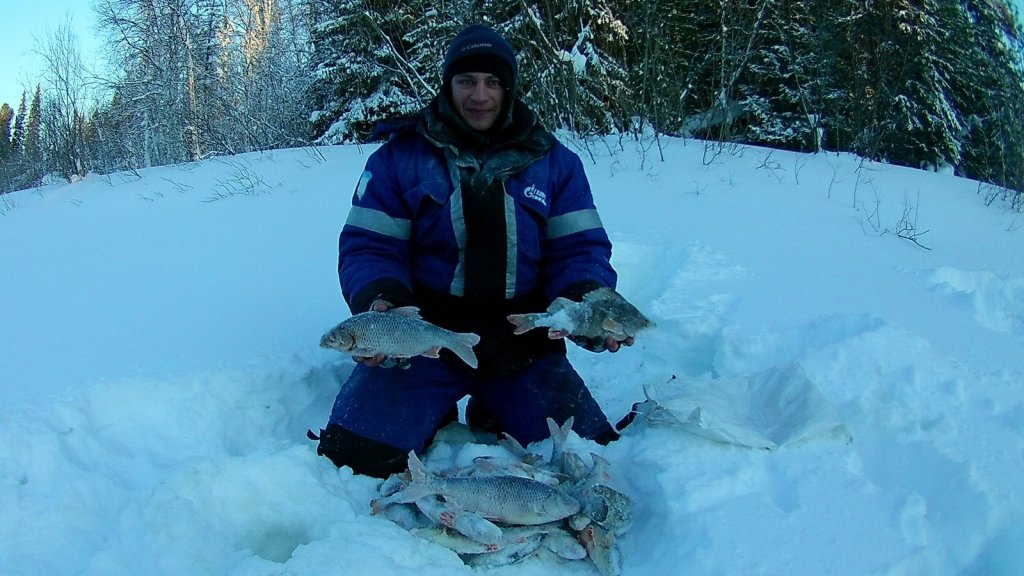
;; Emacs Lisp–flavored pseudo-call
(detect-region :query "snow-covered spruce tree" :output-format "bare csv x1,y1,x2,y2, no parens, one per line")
10,94,26,156
1,94,29,193
877,1,962,171
620,0,708,136
306,0,632,140
818,0,962,169
23,86,45,188
0,87,46,191
491,0,631,135
942,0,1024,204
0,104,12,161
696,0,779,143
0,103,13,193
82,88,145,175
402,5,469,93
306,0,429,142
621,0,778,141
739,0,827,152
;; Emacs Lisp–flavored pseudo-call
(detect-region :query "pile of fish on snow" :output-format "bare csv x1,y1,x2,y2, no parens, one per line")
370,417,634,575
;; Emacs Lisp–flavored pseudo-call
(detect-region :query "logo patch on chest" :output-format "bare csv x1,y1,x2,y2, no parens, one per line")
523,184,547,206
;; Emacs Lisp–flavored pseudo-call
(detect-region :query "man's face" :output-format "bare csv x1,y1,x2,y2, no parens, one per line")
450,72,506,131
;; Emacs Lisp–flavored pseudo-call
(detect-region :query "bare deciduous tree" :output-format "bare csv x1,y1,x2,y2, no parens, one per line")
38,19,91,180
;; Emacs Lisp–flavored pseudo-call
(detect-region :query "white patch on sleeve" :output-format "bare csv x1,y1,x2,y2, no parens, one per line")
355,171,372,200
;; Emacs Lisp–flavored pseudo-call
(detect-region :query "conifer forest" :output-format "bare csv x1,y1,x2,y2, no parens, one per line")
1,0,1023,209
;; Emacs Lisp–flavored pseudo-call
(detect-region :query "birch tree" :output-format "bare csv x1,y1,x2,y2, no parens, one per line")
38,21,91,179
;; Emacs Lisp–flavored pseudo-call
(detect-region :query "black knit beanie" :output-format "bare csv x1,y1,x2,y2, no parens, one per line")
441,24,518,93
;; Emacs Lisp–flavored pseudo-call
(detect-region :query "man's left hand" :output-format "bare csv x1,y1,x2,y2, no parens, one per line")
550,330,635,353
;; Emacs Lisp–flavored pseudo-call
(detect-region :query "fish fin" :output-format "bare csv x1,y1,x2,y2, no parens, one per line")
546,328,569,340
579,523,621,576
589,452,612,484
545,417,559,439
542,529,588,560
546,418,561,466
371,482,431,512
547,416,573,470
547,416,573,444
449,509,503,544
546,297,575,312
421,346,442,359
601,318,625,337
450,346,478,368
507,313,544,335
499,433,529,457
391,306,422,319
407,451,428,484
470,457,506,475
446,332,481,369
561,416,575,435
641,382,655,401
582,287,618,302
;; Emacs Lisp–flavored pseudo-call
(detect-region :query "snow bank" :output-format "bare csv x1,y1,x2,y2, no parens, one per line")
2,138,1023,575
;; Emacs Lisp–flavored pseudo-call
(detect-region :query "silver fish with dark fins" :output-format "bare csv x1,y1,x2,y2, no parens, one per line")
320,307,481,368
377,452,581,526
506,287,653,341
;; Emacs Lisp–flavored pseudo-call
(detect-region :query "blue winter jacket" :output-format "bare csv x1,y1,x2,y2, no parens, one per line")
337,98,616,374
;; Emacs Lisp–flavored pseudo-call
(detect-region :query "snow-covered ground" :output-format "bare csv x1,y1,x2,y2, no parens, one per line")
2,136,1022,575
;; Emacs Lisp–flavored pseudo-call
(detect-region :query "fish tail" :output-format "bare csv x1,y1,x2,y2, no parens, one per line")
506,313,546,335
447,331,481,369
547,416,573,468
407,451,428,484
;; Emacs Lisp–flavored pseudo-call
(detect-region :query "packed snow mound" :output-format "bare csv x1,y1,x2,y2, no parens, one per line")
2,138,1023,575
930,267,1024,335
634,362,852,449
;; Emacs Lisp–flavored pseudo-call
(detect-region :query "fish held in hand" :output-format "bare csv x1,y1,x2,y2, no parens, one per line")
320,307,481,368
506,287,653,341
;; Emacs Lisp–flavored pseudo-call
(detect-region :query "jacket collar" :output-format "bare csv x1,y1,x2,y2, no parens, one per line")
419,95,554,159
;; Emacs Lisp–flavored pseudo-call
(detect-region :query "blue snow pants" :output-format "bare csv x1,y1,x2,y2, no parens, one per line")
327,354,615,453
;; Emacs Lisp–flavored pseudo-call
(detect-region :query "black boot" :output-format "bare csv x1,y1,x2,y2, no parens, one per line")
309,424,409,479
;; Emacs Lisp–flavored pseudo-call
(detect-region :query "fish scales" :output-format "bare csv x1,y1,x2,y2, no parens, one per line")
506,287,653,341
320,307,481,368
405,452,580,525
375,419,634,572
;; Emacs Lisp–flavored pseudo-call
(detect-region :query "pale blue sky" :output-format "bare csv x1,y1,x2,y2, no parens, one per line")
0,0,99,109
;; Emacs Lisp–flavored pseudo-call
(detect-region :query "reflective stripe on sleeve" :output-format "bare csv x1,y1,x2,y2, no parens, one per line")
504,192,518,299
546,208,604,239
344,206,411,240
